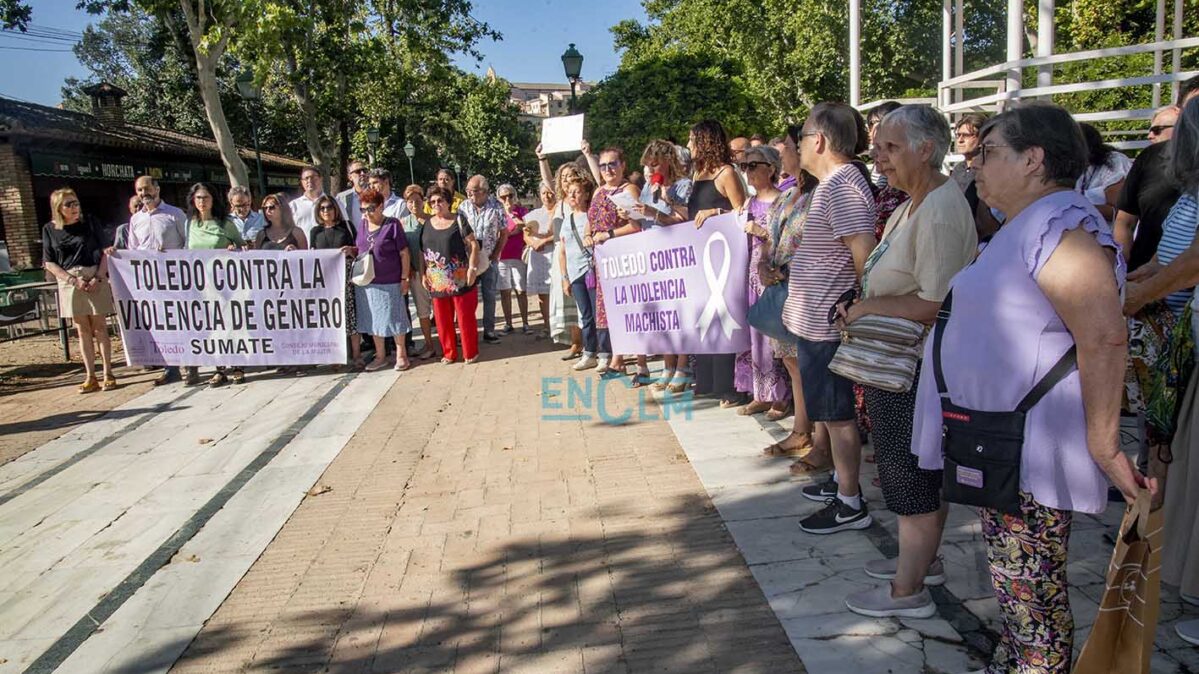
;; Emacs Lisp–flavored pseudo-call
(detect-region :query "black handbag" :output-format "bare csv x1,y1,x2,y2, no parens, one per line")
934,288,1078,514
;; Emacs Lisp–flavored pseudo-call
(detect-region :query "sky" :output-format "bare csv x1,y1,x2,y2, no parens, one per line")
0,0,647,107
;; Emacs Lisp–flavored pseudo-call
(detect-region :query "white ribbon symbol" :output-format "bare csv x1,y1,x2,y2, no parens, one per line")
695,231,741,341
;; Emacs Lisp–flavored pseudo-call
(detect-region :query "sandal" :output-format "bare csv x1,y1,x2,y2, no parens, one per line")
230,369,246,384
738,400,773,416
631,371,654,388
208,372,228,388
364,358,389,372
790,453,833,476
394,359,413,372
417,348,437,360
719,396,747,409
441,357,456,365
764,404,793,422
78,376,99,394
465,356,480,364
560,350,583,361
761,432,814,458
101,376,119,392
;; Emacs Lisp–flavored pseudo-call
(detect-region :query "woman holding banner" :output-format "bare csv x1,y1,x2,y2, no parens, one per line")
688,120,748,405
310,194,361,369
630,139,692,392
536,147,584,357
185,182,247,387
255,194,308,252
356,188,412,372
735,145,792,418
588,147,650,383
42,187,117,393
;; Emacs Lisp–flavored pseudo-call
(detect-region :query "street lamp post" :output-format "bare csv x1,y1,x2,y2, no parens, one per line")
561,43,584,114
365,126,380,166
235,70,267,197
453,161,462,190
404,141,416,185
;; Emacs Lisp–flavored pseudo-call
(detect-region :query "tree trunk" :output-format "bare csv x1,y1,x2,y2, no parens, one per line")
284,47,334,192
178,0,250,187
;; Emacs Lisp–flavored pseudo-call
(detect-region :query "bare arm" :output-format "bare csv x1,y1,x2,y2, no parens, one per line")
1124,238,1199,315
1040,227,1149,502
536,143,553,188
1094,180,1123,222
846,294,941,325
843,232,878,279
580,140,602,186
1113,210,1136,256
717,165,748,210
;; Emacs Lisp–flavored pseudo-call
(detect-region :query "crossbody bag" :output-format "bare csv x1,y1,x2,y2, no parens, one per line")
935,288,1078,514
747,196,803,342
567,213,596,289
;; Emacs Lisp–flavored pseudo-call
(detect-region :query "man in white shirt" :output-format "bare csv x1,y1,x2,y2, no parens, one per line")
289,166,326,231
128,175,187,252
127,175,190,385
367,169,409,220
336,159,369,228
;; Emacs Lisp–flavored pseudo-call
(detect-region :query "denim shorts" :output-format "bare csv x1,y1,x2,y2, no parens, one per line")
795,337,856,422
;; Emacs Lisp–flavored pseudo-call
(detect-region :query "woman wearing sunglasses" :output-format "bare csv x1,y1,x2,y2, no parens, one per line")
355,188,413,372
309,194,361,368
42,188,117,393
255,193,308,252
586,145,648,381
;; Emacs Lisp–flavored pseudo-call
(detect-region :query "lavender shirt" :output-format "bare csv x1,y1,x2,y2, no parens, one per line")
356,217,408,285
910,190,1125,514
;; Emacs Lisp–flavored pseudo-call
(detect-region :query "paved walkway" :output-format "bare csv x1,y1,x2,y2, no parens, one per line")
1,331,1197,673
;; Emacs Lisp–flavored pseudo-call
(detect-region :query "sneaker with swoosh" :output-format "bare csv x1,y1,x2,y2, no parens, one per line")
799,498,872,534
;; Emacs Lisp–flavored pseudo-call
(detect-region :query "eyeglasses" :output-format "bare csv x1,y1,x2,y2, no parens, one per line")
964,143,1011,165
737,161,771,172
1149,124,1174,135
955,130,978,139
362,205,379,213
598,162,620,172
231,202,251,210
498,193,514,199
63,201,80,208
428,198,445,205
466,188,485,194
349,168,368,175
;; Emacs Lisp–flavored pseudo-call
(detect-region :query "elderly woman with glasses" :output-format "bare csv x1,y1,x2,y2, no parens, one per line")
522,181,558,340
909,103,1153,672
355,187,413,372
951,113,1003,240
734,145,792,418
495,184,531,334
43,188,117,393
838,106,977,620
587,145,647,380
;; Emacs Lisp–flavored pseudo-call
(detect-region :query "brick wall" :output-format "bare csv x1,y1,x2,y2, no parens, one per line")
0,142,40,269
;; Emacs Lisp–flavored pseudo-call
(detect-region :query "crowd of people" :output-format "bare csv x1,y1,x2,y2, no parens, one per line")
38,74,1199,672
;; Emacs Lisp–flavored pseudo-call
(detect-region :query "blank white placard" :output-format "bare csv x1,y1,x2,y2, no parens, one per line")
540,114,585,154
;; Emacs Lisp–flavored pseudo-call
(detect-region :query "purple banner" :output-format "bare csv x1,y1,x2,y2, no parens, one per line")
596,212,750,355
109,250,348,366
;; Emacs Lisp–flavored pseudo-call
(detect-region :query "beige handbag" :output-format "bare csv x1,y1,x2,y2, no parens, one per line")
828,314,927,393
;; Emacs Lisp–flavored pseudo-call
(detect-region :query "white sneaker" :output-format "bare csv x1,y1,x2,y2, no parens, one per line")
572,355,598,371
595,356,610,372
1176,619,1199,646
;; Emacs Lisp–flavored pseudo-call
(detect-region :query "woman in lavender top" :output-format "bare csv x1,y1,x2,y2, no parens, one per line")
733,145,791,417
909,103,1154,673
354,187,412,372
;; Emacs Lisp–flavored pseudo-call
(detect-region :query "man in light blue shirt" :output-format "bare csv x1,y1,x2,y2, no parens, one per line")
226,185,264,242
336,159,369,228
368,169,409,221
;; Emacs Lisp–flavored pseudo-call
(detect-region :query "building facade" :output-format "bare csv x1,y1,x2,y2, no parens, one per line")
0,83,306,270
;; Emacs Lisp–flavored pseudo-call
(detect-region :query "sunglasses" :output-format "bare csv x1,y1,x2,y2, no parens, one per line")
263,204,279,211
498,193,514,199
1149,124,1174,135
428,198,445,205
362,205,380,213
63,201,81,208
318,205,338,211
827,288,857,326
737,161,770,172
349,168,368,175
598,162,620,172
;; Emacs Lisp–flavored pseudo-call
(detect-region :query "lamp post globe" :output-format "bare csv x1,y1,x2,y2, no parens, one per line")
403,141,416,185
235,70,260,101
561,43,584,113
365,127,380,145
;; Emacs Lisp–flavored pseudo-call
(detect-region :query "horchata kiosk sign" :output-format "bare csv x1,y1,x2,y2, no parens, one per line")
109,250,348,366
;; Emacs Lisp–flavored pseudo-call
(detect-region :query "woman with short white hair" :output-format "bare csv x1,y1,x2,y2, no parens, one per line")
495,183,531,334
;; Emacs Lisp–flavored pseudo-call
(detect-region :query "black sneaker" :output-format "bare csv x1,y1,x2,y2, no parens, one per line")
799,498,872,534
482,333,501,344
801,476,838,502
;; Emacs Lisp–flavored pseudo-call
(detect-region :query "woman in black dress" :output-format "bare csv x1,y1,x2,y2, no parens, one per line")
687,120,748,405
309,195,360,367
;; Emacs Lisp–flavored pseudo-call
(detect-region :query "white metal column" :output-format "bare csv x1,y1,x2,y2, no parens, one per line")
849,0,862,106
1153,0,1166,107
1037,0,1055,91
942,0,952,108
1006,0,1024,107
1172,0,1183,102
954,0,964,103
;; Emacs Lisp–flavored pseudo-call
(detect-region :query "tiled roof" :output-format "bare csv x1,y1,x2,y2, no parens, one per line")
0,96,306,169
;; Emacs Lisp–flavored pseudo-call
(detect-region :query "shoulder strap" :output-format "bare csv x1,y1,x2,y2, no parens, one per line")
934,288,1079,410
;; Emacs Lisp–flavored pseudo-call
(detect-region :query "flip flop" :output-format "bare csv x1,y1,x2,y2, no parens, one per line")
738,401,773,416
764,405,794,422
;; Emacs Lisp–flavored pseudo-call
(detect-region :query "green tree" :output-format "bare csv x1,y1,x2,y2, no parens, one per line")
580,52,766,153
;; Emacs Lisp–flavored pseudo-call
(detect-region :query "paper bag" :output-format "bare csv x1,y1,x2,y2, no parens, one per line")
1072,489,1162,674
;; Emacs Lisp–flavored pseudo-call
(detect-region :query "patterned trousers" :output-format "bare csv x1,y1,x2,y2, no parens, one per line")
979,492,1074,674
